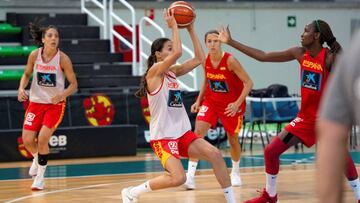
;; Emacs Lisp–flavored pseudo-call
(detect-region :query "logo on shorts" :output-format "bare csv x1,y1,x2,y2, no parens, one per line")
83,94,115,126
24,112,35,126
289,117,303,127
197,105,208,117
168,141,179,155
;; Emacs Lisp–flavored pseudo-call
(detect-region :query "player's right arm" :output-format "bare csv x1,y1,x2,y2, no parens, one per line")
146,9,182,92
218,26,303,62
18,49,37,102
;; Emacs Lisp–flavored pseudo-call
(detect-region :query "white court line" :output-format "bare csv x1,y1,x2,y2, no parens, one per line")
4,179,146,203
4,168,317,203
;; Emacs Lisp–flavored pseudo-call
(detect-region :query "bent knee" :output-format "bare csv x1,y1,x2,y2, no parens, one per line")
170,173,186,187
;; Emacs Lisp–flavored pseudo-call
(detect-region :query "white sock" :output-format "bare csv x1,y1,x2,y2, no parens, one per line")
223,186,236,203
32,152,38,163
37,165,47,177
265,173,277,197
187,161,198,177
231,160,240,174
349,178,360,200
129,181,152,198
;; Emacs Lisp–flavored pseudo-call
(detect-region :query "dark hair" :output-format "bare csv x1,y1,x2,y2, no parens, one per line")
204,30,219,42
312,19,342,54
29,22,59,47
135,38,170,98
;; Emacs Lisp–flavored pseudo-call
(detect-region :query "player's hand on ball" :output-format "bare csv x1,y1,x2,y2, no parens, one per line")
164,8,177,28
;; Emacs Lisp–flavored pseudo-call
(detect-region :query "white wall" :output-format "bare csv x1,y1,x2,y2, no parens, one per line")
1,1,360,93
127,5,360,94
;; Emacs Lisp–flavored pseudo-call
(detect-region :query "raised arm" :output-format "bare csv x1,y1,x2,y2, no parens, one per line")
170,22,206,77
224,56,253,117
51,52,78,104
18,50,37,102
218,26,303,63
147,9,182,79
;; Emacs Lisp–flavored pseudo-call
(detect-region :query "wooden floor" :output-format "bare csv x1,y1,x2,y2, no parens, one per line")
0,164,357,203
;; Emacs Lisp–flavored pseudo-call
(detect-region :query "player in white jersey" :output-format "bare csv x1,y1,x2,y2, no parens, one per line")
121,9,236,203
17,22,77,190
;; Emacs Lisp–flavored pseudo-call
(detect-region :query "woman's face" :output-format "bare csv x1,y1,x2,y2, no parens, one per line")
42,28,59,49
205,33,221,54
301,24,319,47
156,40,172,61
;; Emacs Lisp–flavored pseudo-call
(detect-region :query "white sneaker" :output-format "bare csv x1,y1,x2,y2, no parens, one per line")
121,187,138,203
29,159,38,177
184,173,196,190
31,175,44,191
230,172,242,187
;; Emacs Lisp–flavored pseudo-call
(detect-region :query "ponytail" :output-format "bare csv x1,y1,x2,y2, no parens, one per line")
313,19,342,54
134,54,157,98
28,21,59,47
134,37,170,98
29,22,43,46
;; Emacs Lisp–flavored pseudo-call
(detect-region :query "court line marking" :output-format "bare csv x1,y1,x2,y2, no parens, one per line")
4,179,145,203
3,168,316,203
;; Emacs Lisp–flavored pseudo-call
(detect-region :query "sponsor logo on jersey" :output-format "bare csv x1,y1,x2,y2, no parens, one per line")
219,66,226,70
168,90,183,108
168,82,179,89
37,72,56,87
301,70,322,91
209,79,229,93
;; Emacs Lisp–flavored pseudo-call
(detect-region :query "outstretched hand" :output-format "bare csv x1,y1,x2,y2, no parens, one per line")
217,25,232,44
163,8,177,28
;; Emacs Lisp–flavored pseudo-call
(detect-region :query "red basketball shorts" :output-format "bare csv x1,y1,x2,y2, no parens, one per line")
23,101,66,132
196,100,243,135
150,131,198,168
285,116,316,147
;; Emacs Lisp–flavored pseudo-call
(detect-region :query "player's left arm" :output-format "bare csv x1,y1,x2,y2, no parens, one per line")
52,52,78,104
225,56,253,117
170,23,205,77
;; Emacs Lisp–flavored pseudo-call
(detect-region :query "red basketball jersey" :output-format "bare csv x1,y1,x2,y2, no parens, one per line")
298,48,330,120
203,52,245,114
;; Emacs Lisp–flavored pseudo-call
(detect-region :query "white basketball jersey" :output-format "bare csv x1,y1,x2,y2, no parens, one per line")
148,71,191,140
30,48,65,104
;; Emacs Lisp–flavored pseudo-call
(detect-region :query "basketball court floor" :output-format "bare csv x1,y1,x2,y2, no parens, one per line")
1,148,359,202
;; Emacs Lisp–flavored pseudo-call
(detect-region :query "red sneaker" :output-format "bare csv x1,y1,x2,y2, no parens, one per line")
244,189,278,203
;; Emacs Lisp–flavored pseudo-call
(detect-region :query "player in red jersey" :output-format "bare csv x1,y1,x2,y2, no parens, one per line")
184,30,253,189
18,22,77,190
217,20,360,203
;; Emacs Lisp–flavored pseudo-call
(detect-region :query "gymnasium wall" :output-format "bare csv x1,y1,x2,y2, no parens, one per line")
1,1,360,94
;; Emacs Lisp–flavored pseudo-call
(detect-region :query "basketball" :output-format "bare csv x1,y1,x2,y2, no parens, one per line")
169,1,196,28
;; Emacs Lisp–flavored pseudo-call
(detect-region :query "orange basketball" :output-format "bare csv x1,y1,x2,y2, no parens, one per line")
169,1,196,28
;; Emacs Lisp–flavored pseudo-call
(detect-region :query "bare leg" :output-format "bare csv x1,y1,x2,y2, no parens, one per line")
22,129,38,154
148,156,186,190
188,138,231,188
37,125,56,154
227,132,240,162
189,120,211,163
